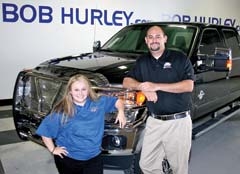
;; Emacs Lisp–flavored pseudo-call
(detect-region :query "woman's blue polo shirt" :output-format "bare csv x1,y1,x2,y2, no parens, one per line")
36,95,117,160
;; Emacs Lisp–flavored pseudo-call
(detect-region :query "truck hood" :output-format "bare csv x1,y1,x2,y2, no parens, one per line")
36,51,138,84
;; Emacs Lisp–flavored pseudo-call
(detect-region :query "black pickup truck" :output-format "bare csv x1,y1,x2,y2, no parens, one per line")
12,22,240,173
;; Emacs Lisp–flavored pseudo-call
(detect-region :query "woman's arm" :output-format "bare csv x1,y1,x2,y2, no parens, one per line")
114,99,126,128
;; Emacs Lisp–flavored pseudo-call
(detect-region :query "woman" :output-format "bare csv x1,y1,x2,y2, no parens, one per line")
36,74,126,174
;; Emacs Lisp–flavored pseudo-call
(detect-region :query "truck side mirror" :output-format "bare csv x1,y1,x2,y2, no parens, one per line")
196,47,232,73
93,40,101,52
212,48,232,72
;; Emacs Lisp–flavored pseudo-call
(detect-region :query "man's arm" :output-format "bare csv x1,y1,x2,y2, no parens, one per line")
138,79,194,93
123,77,141,90
124,77,193,93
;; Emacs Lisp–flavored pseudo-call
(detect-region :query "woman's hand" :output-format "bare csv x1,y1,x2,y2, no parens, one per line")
42,136,68,158
52,146,68,158
115,110,126,128
115,99,126,128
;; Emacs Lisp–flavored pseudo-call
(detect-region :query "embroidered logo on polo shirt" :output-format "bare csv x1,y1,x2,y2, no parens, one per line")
90,106,98,112
163,62,172,69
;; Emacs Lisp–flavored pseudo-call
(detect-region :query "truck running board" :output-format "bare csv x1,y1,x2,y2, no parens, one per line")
192,105,240,139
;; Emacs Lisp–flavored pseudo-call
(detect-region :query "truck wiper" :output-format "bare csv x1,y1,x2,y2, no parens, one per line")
99,49,113,52
48,53,92,64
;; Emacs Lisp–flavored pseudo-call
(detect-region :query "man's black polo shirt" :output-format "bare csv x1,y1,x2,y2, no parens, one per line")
126,49,194,115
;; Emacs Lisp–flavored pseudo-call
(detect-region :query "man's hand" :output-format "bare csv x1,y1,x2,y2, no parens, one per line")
142,91,158,103
137,82,158,103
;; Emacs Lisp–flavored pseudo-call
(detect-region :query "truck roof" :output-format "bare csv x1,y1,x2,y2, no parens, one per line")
129,21,237,31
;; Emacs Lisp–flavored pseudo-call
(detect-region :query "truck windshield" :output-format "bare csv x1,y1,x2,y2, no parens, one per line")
101,24,197,56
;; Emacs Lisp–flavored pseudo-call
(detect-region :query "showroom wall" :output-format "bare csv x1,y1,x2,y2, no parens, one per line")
0,0,240,100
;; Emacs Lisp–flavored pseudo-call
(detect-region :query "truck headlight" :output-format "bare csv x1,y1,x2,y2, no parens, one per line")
124,91,146,107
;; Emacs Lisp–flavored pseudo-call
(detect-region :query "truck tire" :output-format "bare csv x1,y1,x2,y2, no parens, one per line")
124,152,142,174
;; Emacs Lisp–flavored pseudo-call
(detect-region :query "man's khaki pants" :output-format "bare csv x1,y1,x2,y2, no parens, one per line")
139,114,192,174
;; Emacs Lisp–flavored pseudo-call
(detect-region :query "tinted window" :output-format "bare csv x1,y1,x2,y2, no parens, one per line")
222,29,240,57
199,29,224,55
101,24,196,55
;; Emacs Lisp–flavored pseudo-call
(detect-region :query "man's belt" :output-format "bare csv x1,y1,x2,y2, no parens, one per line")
150,110,190,121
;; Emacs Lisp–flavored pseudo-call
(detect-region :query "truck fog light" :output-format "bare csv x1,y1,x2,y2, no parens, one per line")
112,136,121,147
102,135,127,150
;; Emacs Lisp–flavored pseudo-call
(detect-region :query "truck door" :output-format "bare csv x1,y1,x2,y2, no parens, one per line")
221,29,240,103
193,28,230,119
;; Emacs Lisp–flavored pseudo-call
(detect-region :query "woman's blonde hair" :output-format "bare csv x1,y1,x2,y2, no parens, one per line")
51,74,99,121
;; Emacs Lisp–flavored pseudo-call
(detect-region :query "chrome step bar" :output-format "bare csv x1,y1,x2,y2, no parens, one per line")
192,105,240,139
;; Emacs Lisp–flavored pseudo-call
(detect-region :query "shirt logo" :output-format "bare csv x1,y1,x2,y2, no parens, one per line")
90,106,98,112
163,62,172,69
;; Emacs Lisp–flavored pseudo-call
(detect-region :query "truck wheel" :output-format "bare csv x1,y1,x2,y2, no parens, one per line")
13,118,29,141
124,152,142,174
12,110,29,141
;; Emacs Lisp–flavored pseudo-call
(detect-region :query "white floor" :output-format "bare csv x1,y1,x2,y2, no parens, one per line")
1,107,240,174
0,141,124,174
189,112,240,174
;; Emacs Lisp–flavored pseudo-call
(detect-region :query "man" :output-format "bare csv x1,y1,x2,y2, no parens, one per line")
123,26,194,174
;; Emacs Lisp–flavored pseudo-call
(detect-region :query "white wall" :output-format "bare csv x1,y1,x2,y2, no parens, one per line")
1,0,240,100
